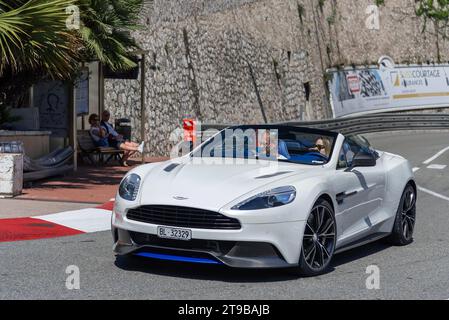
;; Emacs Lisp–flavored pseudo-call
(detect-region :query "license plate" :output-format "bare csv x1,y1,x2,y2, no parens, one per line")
157,226,192,241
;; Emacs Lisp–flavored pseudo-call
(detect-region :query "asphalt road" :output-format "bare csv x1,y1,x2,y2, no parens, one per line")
1,131,449,300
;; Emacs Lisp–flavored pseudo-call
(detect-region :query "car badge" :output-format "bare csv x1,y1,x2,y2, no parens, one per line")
173,196,188,200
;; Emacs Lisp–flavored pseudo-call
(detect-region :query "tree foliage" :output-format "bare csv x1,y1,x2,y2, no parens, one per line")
416,0,449,35
78,0,143,72
0,0,143,78
0,0,144,123
0,0,81,79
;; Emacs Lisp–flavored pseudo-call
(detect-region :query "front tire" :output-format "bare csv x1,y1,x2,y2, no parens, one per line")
294,198,336,277
386,184,416,246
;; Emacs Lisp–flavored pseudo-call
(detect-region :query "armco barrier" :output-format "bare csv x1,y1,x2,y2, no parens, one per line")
200,113,449,137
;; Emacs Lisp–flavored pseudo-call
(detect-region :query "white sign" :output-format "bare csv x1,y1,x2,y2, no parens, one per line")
329,64,449,118
75,69,89,115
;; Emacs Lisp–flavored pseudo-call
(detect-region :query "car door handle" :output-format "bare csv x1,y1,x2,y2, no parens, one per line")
336,191,358,204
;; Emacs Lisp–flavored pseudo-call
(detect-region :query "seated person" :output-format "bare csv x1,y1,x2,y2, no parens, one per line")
89,113,144,166
284,136,330,164
256,129,286,160
256,130,328,164
89,114,109,147
309,136,331,157
101,110,142,151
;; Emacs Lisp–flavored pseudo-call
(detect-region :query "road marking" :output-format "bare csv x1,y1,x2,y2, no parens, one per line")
36,208,111,233
427,164,447,170
0,218,83,242
423,146,449,165
418,186,449,202
0,201,114,243
413,167,420,172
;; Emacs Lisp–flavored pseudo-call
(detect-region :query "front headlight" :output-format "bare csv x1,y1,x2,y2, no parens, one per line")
119,173,141,201
232,186,296,210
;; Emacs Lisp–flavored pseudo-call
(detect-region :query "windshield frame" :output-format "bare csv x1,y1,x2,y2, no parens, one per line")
191,125,339,166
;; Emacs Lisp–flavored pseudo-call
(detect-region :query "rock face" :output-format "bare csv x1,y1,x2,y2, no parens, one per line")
0,153,23,197
104,0,449,156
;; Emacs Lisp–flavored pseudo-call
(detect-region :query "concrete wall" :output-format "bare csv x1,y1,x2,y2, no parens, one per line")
0,131,50,159
315,0,447,66
0,153,23,197
104,0,449,156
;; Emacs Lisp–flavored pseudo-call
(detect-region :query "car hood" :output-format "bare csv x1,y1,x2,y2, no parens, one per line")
138,158,322,210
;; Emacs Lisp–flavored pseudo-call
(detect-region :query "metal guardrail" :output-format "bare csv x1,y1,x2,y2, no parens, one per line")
201,113,449,136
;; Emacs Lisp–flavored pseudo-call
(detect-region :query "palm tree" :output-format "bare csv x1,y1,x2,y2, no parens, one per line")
78,0,144,71
0,0,144,123
0,0,80,124
0,0,80,78
0,0,144,77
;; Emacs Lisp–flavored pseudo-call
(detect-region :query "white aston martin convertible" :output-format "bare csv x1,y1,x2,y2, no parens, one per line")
112,125,416,276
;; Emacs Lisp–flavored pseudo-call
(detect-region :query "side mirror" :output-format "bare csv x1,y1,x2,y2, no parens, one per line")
345,152,376,171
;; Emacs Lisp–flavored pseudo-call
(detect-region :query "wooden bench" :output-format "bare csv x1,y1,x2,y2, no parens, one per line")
77,130,123,165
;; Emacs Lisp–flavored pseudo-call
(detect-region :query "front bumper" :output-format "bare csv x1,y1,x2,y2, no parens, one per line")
113,228,297,268
112,210,305,268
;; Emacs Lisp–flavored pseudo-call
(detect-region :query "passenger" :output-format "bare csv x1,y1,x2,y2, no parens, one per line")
311,137,331,157
257,129,283,159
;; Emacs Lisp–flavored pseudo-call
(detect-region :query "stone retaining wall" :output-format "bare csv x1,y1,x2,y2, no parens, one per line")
105,0,449,156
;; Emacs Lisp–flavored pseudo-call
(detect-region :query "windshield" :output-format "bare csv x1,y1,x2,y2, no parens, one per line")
192,125,337,165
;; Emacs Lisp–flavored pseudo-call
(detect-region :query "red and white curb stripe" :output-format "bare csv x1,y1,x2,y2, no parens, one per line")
0,201,114,243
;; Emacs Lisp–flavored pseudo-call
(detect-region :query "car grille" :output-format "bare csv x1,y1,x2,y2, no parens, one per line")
126,205,241,230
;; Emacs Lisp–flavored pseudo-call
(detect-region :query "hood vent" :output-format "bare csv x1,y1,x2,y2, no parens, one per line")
164,163,180,172
255,171,292,179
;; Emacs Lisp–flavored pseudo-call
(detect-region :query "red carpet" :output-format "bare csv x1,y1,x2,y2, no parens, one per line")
0,217,84,242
